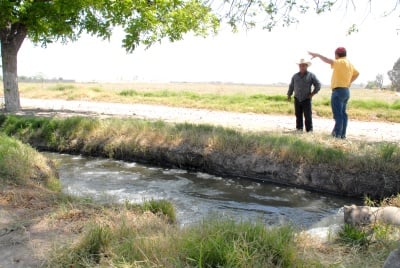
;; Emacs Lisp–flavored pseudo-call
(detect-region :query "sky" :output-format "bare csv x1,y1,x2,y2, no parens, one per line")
17,1,400,86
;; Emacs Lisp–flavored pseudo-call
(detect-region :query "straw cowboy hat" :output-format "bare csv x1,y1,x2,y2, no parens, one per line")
296,58,312,67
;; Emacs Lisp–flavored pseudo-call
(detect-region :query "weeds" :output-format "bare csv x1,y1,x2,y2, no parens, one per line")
178,218,298,267
338,224,371,247
378,143,398,161
1,115,399,180
124,199,177,223
0,133,59,189
14,82,400,122
48,84,76,91
54,225,112,267
48,216,301,267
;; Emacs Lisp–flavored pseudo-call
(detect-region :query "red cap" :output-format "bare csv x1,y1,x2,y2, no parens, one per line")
335,47,346,54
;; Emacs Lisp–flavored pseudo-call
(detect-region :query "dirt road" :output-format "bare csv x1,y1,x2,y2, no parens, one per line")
18,98,400,143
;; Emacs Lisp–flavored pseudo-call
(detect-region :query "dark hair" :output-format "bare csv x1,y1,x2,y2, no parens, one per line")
336,51,346,57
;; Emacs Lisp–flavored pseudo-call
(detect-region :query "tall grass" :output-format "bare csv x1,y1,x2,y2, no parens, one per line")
47,207,399,267
0,115,350,166
14,82,400,122
178,218,297,267
1,115,399,173
124,199,177,223
338,224,371,247
0,133,33,184
48,216,300,267
0,133,60,190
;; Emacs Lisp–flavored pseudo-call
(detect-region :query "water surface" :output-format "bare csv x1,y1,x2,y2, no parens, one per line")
47,152,361,228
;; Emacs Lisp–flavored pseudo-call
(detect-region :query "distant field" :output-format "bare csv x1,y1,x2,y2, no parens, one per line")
2,82,400,122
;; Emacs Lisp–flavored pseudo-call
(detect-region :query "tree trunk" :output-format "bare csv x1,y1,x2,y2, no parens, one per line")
0,23,27,112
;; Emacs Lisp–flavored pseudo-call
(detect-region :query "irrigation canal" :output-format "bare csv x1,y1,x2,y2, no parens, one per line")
46,152,362,229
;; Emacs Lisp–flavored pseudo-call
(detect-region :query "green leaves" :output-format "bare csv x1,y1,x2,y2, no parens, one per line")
121,0,219,51
1,0,218,51
2,1,398,51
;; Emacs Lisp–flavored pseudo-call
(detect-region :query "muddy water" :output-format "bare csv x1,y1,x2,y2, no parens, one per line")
46,152,361,228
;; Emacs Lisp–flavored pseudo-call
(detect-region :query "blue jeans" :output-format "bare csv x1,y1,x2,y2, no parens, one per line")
331,88,349,138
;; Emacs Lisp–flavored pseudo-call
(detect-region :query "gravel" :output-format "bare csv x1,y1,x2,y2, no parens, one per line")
17,98,400,143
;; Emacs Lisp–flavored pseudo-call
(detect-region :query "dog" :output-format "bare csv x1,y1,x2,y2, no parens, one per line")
343,205,400,226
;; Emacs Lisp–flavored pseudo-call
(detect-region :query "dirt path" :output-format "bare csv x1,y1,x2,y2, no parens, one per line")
18,98,400,143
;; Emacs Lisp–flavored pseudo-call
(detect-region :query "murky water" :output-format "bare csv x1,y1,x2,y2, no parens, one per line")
46,152,361,228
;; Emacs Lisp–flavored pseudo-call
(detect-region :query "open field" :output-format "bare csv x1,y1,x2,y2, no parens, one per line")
2,82,399,122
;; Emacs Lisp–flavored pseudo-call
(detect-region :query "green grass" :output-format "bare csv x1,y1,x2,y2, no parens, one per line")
178,218,297,267
48,216,301,267
46,211,400,267
48,84,77,91
0,115,348,166
350,99,400,110
124,199,177,223
1,114,399,266
1,115,399,174
119,89,290,113
0,132,60,190
338,224,371,247
14,82,400,122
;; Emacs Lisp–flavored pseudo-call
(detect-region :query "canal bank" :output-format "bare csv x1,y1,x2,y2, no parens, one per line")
1,121,397,268
1,114,399,199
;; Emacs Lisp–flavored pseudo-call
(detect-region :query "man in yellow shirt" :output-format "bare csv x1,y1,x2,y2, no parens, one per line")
309,47,359,139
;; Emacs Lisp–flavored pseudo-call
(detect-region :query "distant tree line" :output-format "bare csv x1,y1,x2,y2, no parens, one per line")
366,57,400,91
17,76,75,83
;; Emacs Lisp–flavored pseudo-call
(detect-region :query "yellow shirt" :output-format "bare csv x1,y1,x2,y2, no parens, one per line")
330,57,359,89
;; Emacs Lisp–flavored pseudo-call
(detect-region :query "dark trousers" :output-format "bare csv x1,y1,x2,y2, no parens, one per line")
294,98,313,132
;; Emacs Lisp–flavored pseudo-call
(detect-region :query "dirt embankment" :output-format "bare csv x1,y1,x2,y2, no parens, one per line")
18,129,396,199
0,186,73,267
2,98,399,198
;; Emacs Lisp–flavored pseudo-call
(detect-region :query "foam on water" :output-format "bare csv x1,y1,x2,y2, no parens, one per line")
47,152,361,228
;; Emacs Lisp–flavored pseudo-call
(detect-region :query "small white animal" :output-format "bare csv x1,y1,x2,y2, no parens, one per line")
343,205,400,226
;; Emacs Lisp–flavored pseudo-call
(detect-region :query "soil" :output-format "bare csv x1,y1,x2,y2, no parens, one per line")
16,98,400,143
0,186,82,267
1,98,399,267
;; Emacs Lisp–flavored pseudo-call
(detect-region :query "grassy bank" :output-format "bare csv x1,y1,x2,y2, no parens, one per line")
1,114,399,198
0,133,60,190
13,82,400,122
45,209,400,267
49,217,300,267
1,125,399,267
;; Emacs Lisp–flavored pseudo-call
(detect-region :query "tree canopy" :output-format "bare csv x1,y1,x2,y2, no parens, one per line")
0,0,219,52
388,57,400,91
